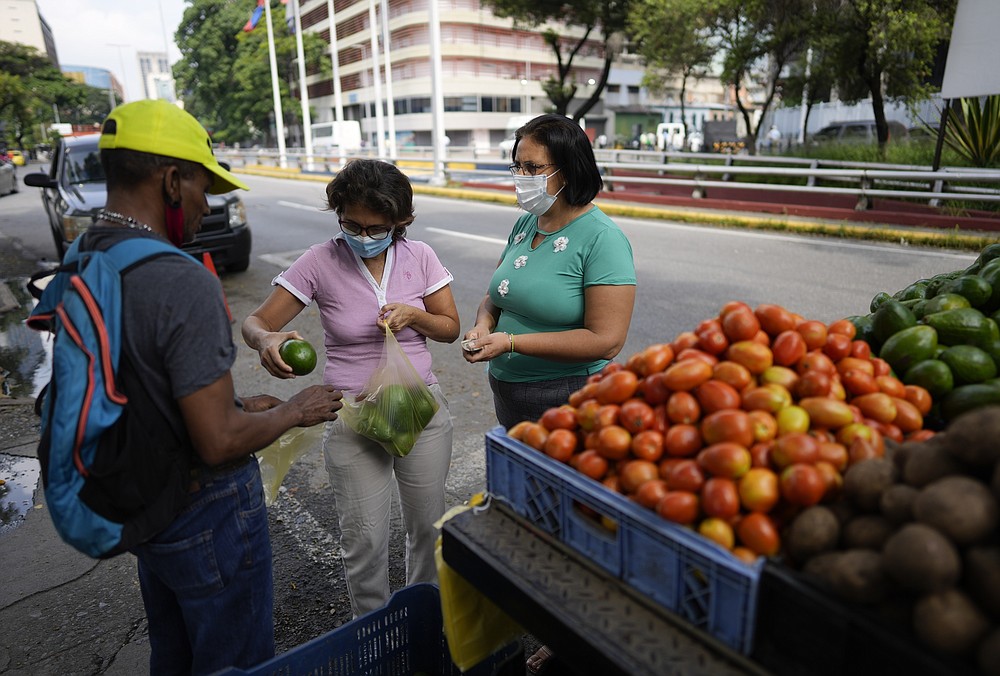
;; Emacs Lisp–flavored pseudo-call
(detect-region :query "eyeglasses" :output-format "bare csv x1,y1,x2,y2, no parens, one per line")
508,162,556,177
339,219,394,240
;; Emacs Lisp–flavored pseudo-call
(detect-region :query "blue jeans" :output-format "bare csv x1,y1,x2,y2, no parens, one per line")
133,459,274,676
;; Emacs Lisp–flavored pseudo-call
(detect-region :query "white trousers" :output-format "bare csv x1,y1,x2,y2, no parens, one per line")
323,383,453,616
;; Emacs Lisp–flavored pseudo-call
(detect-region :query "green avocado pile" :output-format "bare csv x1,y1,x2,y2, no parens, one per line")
349,383,439,457
848,243,1000,427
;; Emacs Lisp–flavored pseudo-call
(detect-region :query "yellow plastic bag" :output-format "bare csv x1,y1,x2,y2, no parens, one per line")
339,326,439,457
435,496,523,672
256,425,324,506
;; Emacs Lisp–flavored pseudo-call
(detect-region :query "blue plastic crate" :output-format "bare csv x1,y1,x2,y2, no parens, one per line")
213,583,522,676
485,426,763,655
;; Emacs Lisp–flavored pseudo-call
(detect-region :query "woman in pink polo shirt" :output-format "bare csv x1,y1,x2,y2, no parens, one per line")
242,159,460,617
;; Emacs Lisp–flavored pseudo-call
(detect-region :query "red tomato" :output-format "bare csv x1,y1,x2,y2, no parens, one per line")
596,404,621,428
836,356,875,377
732,547,760,565
798,397,854,429
840,369,879,397
849,340,872,360
738,468,780,512
595,370,639,404
658,457,684,480
890,397,923,433
651,404,669,433
712,361,753,392
575,399,602,431
701,478,741,519
797,351,837,376
634,479,670,509
876,375,907,399
697,328,730,356
906,429,936,442
814,461,843,501
795,370,833,398
699,517,736,550
827,319,857,339
719,300,753,319
903,385,933,416
796,320,828,351
726,341,774,374
750,440,774,468
771,330,808,367
662,359,714,391
721,307,761,343
670,331,700,354
521,422,549,451
701,409,755,447
741,384,792,413
666,459,706,492
748,410,778,443
870,357,891,377
618,459,660,494
638,343,675,376
675,348,718,367
618,398,656,434
852,392,897,424
771,432,820,468
697,442,752,479
540,405,578,431
543,428,578,462
779,463,826,506
575,449,609,480
754,304,797,337
631,430,665,462
759,365,799,391
697,318,723,335
823,333,853,362
568,382,599,408
625,353,644,374
595,425,632,460
637,373,671,406
656,491,700,525
695,379,742,414
666,391,701,424
736,512,781,556
817,441,849,472
664,424,703,457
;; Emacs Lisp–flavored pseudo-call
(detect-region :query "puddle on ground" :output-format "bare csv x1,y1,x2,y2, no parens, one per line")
0,277,50,400
0,453,41,537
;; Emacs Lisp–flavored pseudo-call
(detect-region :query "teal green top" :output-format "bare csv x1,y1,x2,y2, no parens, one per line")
488,206,636,383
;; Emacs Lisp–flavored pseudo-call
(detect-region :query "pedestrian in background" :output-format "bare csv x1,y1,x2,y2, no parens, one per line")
93,99,344,675
242,159,460,617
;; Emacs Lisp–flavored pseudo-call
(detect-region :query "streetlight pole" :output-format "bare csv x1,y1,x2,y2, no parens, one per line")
263,0,288,167
292,0,314,160
380,0,397,158
367,0,386,158
326,0,344,123
107,43,130,102
428,0,446,185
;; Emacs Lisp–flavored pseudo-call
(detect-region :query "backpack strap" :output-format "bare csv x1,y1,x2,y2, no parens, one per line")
101,238,199,273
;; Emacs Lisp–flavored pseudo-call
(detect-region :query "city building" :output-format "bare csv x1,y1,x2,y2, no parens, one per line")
0,0,59,66
295,0,607,150
62,65,126,105
137,51,177,103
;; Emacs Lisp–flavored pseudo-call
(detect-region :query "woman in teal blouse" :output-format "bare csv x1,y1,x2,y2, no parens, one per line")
462,113,637,430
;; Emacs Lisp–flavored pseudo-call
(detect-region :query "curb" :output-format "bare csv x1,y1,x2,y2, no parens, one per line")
233,165,998,252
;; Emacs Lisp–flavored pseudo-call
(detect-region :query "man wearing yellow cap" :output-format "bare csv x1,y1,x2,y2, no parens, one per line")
90,100,343,674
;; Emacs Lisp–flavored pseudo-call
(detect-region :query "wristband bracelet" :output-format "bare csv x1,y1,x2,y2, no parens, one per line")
507,332,515,356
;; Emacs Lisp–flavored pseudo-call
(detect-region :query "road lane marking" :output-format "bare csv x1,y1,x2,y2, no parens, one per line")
271,492,346,567
277,200,325,212
423,227,506,245
259,251,304,268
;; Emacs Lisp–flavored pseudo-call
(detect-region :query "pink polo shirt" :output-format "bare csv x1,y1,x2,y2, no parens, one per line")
273,234,454,394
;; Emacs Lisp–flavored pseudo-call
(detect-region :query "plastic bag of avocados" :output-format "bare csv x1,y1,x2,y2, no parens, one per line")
339,326,439,457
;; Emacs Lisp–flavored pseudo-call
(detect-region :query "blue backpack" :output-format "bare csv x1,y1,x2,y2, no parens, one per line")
27,236,199,558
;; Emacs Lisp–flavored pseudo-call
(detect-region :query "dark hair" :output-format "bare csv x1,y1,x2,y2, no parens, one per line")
513,114,603,204
325,159,414,242
101,147,206,191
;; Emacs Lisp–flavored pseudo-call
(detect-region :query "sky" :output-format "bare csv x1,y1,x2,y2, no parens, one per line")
34,0,188,102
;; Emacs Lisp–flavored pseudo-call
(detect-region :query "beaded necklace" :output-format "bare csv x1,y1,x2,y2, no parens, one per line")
98,210,154,233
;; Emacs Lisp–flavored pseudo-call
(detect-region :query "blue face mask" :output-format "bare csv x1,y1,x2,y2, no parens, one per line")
344,232,393,258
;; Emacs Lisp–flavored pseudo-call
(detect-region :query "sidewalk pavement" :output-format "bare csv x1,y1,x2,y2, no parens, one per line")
0,399,149,675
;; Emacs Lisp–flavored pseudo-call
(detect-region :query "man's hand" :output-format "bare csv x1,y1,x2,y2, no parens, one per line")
241,394,283,413
289,385,344,427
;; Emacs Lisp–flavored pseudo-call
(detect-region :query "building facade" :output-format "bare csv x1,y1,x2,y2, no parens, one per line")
137,51,177,103
296,0,607,150
62,65,126,105
1,0,59,66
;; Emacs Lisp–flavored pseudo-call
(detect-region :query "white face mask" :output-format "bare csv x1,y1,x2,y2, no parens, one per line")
513,168,564,216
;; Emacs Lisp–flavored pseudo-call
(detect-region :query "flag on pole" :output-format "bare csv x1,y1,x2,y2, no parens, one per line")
244,0,265,32
285,0,295,35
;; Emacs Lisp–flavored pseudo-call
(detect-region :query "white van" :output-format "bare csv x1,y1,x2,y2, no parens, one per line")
311,120,362,153
656,123,686,152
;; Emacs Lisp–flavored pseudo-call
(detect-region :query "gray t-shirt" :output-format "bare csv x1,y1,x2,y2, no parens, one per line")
82,227,237,450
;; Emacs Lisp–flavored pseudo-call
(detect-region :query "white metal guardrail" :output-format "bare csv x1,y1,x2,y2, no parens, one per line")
217,146,1000,211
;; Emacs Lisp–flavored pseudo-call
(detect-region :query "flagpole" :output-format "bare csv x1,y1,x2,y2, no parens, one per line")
367,0,386,158
264,0,287,168
380,0,397,158
326,0,344,123
291,0,314,162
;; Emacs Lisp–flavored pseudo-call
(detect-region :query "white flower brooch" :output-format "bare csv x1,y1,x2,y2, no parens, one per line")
514,255,528,269
553,236,569,253
513,233,527,245
498,279,510,297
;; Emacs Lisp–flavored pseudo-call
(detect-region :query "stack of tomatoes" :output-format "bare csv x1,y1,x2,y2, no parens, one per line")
507,301,936,563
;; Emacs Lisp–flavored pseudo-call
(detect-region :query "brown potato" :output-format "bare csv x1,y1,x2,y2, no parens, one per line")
914,476,999,546
882,523,961,593
913,589,990,655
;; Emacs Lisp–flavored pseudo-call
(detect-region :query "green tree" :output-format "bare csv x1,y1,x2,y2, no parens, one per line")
481,0,632,122
174,0,329,146
0,41,90,149
820,0,956,151
628,0,715,139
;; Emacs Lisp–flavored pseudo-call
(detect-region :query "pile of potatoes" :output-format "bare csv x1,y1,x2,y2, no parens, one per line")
783,405,1000,673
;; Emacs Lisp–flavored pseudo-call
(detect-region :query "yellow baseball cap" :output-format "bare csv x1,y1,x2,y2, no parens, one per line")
99,99,249,194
